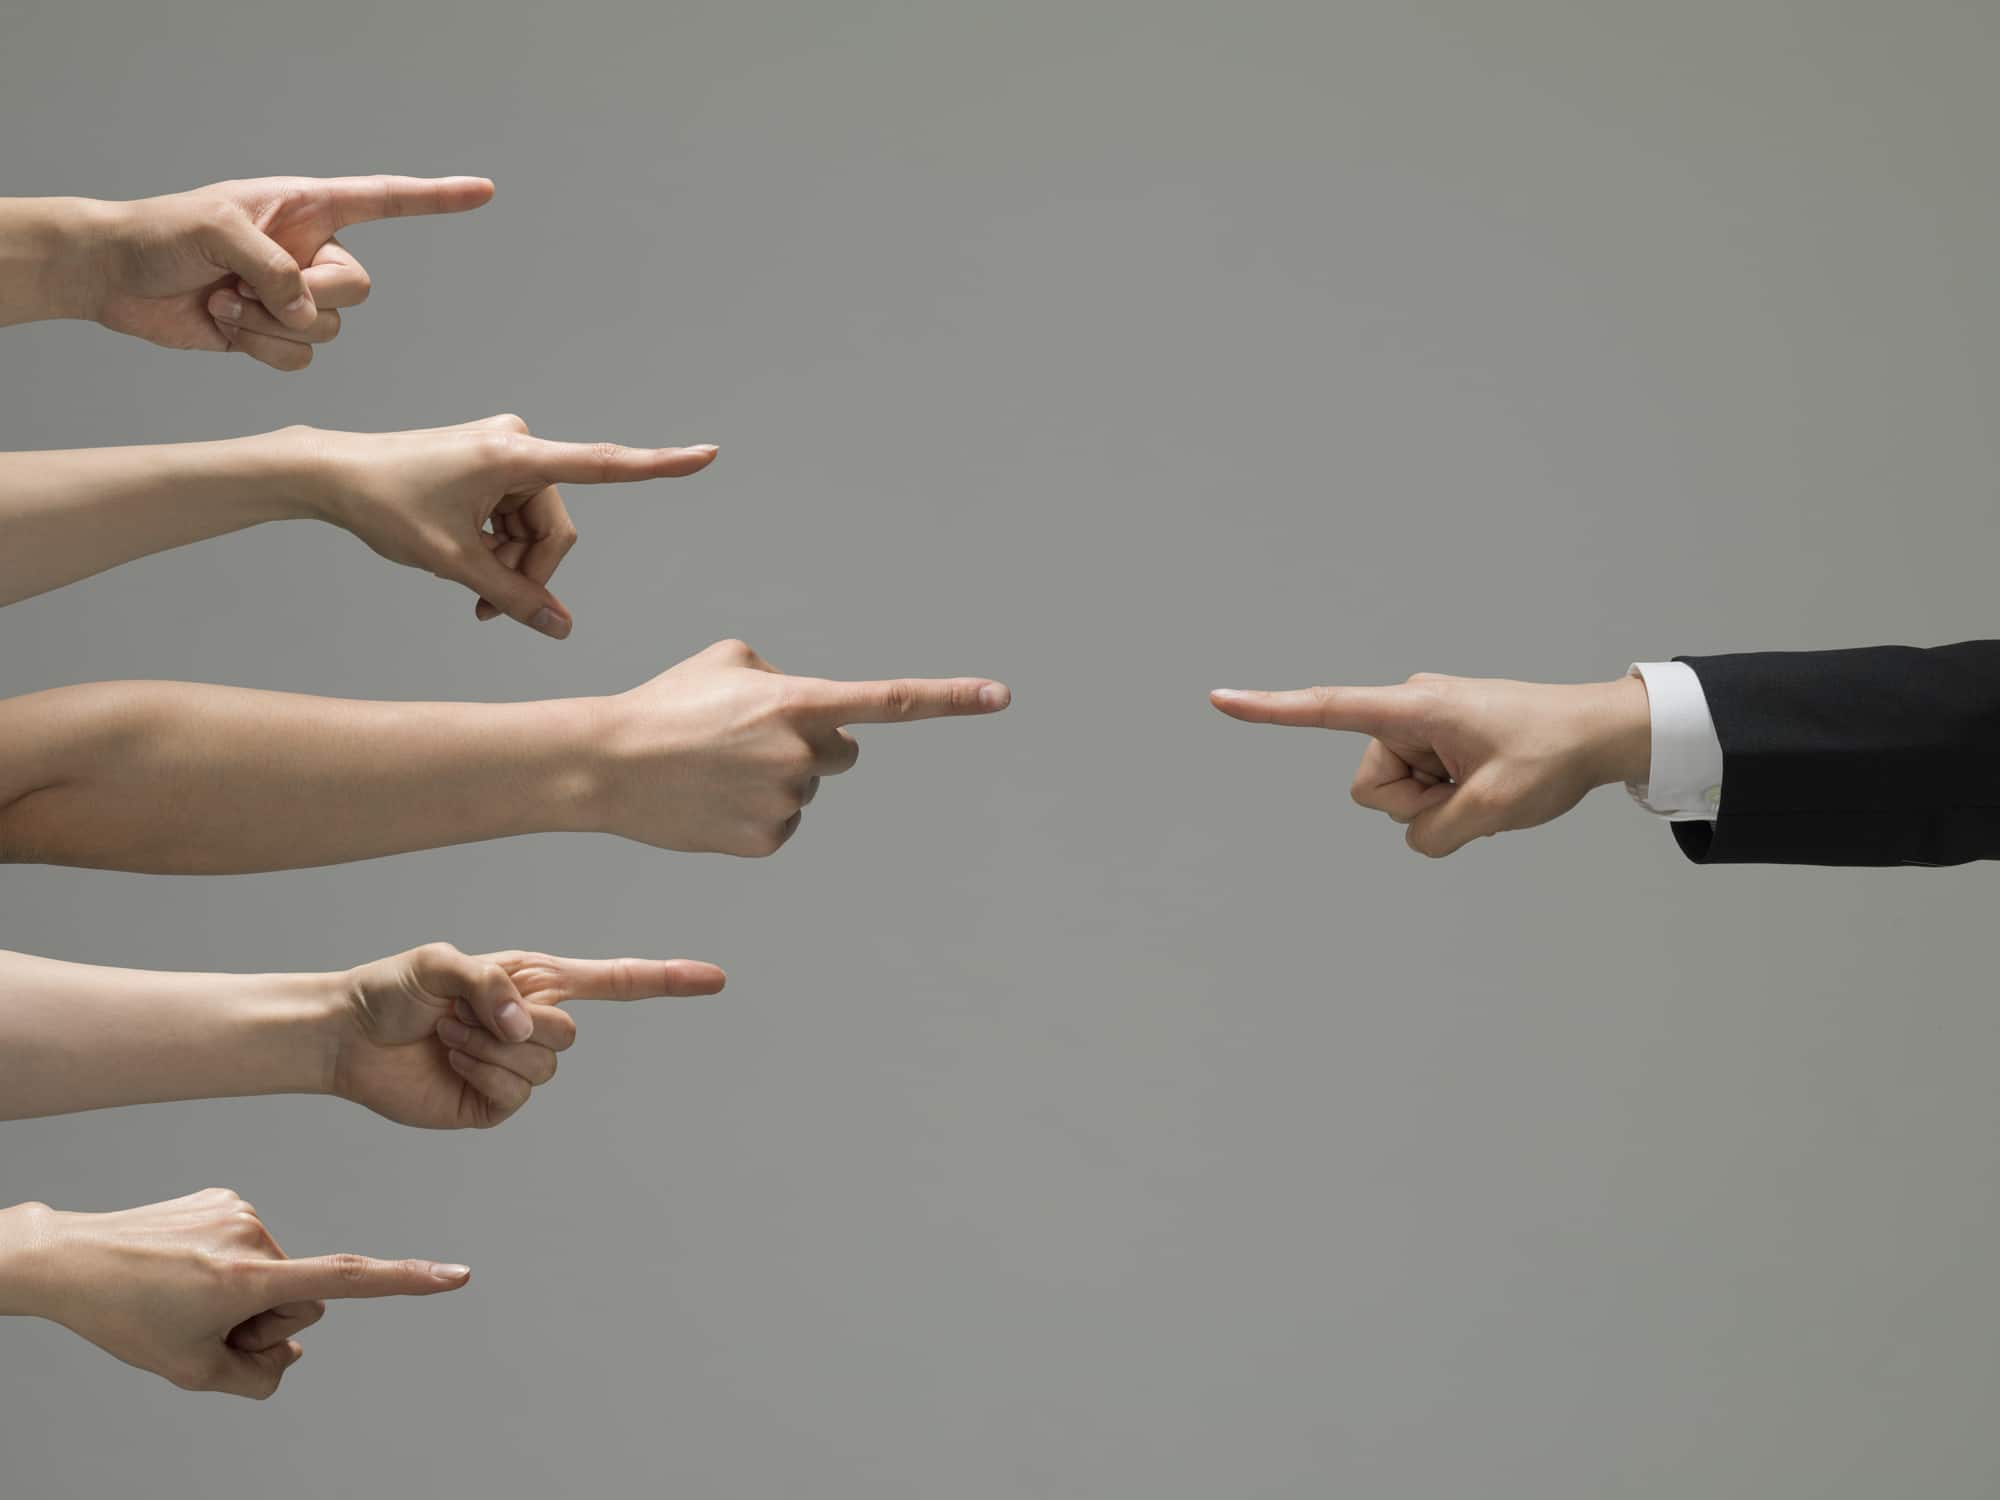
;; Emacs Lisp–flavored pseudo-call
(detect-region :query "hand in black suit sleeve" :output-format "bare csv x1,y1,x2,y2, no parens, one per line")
1675,640,2000,866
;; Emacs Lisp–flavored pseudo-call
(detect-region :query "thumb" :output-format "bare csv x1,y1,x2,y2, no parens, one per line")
412,943,534,1043
198,215,315,330
1403,778,1507,858
444,547,572,641
258,1255,472,1303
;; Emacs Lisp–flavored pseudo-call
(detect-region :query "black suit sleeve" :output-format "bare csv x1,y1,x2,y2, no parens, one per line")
1670,640,2000,866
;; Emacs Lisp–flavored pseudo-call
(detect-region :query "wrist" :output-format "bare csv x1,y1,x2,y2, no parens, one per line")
0,197,121,325
1573,675,1652,788
0,1202,61,1319
230,426,335,525
201,969,350,1101
540,695,625,835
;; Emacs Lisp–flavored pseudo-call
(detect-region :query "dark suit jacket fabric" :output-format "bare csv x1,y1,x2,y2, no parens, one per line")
1673,640,2000,867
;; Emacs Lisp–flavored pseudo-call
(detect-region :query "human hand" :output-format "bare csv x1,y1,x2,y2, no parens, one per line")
11,1190,468,1399
595,637,1012,855
285,415,716,638
1210,673,1650,856
77,174,492,370
330,943,727,1129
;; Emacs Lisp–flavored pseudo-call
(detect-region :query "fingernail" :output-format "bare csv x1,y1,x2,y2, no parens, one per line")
1211,688,1244,699
686,443,719,455
978,683,1010,710
209,291,243,322
430,1263,471,1282
530,607,570,639
437,1018,471,1047
282,293,314,319
495,1001,531,1040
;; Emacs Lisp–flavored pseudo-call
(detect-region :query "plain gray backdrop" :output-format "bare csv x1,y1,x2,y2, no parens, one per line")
3,1,1998,1495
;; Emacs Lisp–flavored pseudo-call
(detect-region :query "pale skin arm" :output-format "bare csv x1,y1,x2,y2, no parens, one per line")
1210,673,1651,856
0,638,1010,872
0,1190,470,1399
0,416,718,634
0,174,494,370
0,942,728,1126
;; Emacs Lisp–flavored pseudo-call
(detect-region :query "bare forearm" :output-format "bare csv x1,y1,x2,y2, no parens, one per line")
0,196,111,326
0,951,345,1119
0,1202,57,1319
0,433,314,606
0,681,607,872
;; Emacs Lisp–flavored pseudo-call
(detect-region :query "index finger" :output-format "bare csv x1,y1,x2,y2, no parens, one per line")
543,957,730,1001
517,437,720,485
803,676,1012,725
322,174,496,229
258,1255,472,1302
1209,684,1419,735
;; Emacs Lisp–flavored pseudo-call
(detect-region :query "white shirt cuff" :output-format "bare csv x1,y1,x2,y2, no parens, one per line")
1625,661,1723,821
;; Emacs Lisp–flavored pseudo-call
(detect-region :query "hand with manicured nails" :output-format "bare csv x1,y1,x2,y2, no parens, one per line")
294,415,718,638
1211,673,1652,857
599,637,1012,856
333,943,728,1129
0,1190,468,1400
78,174,494,370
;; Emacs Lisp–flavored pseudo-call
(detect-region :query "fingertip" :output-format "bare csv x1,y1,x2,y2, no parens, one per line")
429,1262,472,1286
529,606,572,640
977,682,1010,712
681,961,728,995
277,292,318,330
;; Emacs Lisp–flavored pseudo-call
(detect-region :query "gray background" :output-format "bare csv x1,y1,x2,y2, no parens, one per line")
2,1,1997,1495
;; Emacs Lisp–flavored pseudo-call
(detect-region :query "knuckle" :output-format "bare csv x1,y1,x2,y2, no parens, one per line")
348,267,373,303
328,1253,370,1284
489,412,529,433
880,680,918,718
589,440,624,467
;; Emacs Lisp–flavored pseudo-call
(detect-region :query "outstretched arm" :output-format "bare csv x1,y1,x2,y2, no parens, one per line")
0,417,716,632
0,942,726,1128
0,637,1009,873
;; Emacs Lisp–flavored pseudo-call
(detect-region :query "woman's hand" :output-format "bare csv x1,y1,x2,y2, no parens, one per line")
1,1191,469,1400
288,416,717,638
595,637,1012,856
331,943,727,1130
73,174,494,370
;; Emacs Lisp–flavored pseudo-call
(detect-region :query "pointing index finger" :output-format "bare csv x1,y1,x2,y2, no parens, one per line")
323,174,496,229
547,957,729,1001
517,437,719,485
806,676,1012,726
258,1255,471,1302
1209,684,1418,735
